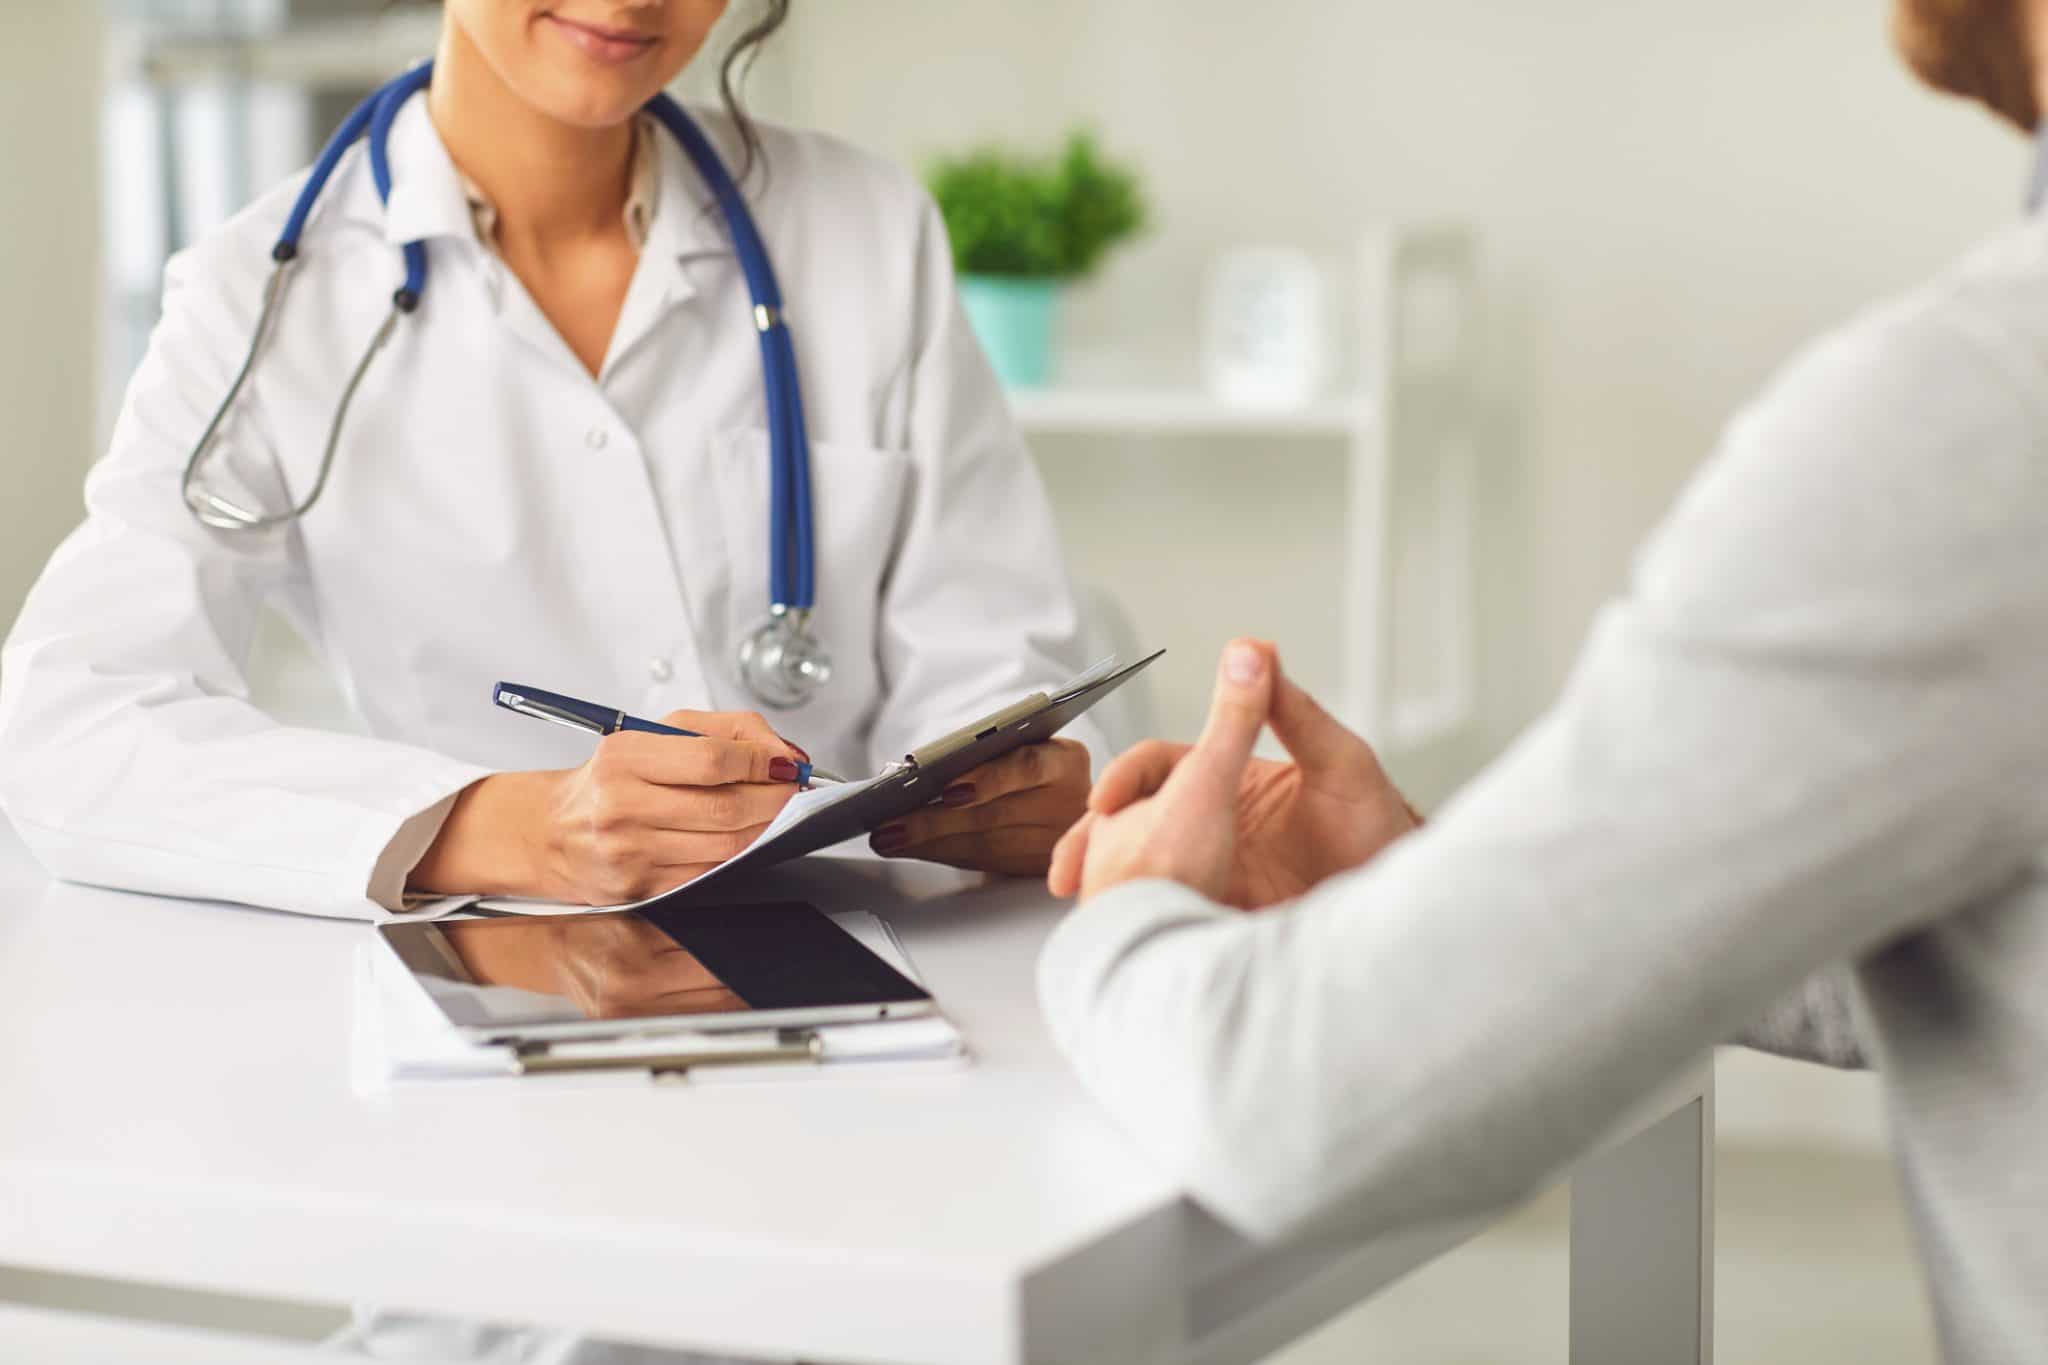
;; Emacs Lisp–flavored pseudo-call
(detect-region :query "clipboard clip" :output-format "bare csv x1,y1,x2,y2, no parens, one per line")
512,1027,823,1076
888,692,1050,776
878,657,1128,779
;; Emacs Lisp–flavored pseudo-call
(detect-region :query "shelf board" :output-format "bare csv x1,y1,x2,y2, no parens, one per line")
136,12,442,89
1007,387,1372,437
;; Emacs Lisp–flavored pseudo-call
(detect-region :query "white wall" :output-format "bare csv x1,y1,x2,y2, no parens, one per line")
776,0,2023,796
0,7,100,637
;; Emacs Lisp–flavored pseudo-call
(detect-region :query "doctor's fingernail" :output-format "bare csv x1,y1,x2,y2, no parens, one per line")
872,825,908,854
942,783,976,806
769,757,801,783
1223,644,1265,686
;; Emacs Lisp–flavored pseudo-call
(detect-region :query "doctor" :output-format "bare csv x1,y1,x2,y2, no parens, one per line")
0,0,1102,919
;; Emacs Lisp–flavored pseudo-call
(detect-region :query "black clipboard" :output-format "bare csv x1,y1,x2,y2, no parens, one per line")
645,650,1164,907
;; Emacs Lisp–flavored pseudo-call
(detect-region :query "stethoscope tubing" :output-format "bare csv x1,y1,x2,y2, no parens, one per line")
275,79,382,251
186,63,817,619
364,63,434,306
181,71,423,530
644,94,814,612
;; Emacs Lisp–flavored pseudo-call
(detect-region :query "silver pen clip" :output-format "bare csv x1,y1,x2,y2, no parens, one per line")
493,690,614,737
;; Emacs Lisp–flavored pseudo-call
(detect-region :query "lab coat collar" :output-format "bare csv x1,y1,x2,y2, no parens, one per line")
376,92,477,249
370,91,736,273
593,106,743,373
640,106,742,280
348,90,738,376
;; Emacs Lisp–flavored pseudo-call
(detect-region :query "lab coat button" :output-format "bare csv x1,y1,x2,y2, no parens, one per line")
585,426,608,450
647,657,673,683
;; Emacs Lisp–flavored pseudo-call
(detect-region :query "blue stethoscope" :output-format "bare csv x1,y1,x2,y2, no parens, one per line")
180,62,832,710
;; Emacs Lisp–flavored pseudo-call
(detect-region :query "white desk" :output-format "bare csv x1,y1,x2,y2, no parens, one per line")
0,821,1712,1364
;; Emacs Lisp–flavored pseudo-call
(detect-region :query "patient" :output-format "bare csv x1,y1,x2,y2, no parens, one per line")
1039,3,2048,1359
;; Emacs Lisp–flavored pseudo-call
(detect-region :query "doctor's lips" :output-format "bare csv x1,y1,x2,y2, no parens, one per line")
539,11,661,64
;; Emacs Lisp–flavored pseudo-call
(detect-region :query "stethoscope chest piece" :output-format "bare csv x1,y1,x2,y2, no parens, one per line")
737,607,832,710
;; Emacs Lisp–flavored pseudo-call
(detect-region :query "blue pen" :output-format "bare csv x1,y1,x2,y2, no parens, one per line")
492,682,842,785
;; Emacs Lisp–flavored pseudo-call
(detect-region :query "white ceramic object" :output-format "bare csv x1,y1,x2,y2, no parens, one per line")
1201,246,1331,407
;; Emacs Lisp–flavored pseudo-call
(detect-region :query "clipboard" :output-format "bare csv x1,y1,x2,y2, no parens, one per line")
635,649,1164,909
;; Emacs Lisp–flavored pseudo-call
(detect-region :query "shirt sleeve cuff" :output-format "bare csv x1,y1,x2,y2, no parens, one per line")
1037,878,1236,1041
358,771,488,915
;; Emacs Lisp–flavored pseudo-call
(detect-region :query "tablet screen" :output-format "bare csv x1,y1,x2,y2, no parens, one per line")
379,901,931,1035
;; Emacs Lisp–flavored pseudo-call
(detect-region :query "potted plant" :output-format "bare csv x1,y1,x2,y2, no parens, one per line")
927,131,1147,389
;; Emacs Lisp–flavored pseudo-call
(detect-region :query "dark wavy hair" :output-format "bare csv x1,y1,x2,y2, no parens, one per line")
385,1,792,181
720,0,790,185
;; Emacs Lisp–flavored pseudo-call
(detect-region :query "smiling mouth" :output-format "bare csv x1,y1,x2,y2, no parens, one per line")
540,12,659,64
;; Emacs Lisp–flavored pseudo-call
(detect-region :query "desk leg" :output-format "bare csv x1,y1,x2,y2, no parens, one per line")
1569,1091,1714,1365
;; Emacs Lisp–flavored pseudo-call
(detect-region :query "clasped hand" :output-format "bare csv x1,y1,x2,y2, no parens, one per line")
1048,640,1419,909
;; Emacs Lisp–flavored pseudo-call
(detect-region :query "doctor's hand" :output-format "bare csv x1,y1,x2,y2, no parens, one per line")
867,738,1091,877
1047,640,1419,909
411,710,807,906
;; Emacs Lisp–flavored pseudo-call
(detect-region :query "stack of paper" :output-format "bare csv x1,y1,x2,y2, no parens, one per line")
352,911,967,1095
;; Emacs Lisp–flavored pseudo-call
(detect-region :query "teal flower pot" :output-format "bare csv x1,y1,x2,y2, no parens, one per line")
958,275,1060,389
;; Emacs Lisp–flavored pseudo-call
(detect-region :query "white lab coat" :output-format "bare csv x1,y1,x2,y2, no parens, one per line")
0,95,1100,921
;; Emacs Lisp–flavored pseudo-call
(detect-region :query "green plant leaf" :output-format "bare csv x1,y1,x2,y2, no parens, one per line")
925,129,1148,280
1053,131,1146,278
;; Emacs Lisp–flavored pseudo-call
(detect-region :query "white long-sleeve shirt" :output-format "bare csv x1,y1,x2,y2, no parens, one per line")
1040,213,2048,1362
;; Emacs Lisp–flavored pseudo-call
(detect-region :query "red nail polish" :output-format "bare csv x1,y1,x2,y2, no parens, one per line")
769,757,800,783
872,826,907,854
942,783,976,807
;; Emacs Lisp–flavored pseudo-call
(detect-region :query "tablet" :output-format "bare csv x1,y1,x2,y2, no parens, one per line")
377,901,933,1043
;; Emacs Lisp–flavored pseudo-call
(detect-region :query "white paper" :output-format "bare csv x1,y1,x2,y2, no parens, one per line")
1053,653,1122,699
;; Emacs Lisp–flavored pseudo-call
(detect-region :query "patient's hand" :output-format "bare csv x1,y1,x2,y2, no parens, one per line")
867,738,1091,877
1048,641,1418,908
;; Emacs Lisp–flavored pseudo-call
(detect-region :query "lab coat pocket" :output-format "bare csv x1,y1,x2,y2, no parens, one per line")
708,429,912,701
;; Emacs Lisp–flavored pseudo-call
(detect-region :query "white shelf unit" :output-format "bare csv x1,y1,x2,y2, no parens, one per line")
1013,225,1481,753
137,10,442,90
